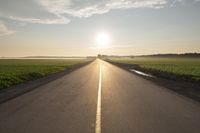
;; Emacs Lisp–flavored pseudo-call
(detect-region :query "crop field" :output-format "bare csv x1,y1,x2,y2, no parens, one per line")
0,58,93,90
107,57,200,82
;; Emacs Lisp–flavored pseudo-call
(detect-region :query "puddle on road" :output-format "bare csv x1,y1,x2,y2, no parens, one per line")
129,69,154,78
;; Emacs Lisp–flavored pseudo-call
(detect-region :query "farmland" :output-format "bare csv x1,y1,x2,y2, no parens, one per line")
106,57,200,82
0,58,93,90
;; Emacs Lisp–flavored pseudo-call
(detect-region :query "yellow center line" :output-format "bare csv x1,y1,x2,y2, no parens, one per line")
95,63,102,133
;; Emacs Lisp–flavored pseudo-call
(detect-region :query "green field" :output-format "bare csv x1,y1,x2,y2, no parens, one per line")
0,58,93,90
107,57,200,82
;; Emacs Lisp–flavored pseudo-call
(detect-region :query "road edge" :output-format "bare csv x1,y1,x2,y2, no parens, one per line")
0,60,94,104
104,59,200,103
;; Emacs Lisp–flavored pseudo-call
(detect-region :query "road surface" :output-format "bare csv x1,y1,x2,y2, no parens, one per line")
0,59,200,133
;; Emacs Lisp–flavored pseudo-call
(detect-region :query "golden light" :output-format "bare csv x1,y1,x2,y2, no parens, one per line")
96,32,110,48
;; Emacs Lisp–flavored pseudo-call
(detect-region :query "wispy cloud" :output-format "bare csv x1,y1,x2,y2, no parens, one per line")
170,0,185,7
0,21,15,36
0,0,70,25
39,0,167,18
8,15,70,24
0,0,198,25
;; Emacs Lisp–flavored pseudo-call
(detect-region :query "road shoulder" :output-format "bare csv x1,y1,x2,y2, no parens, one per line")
0,61,93,104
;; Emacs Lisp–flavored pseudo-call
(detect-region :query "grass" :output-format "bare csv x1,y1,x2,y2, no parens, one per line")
0,58,93,90
106,57,200,82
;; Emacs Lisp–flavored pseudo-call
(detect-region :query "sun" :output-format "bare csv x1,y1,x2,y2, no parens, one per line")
96,32,110,48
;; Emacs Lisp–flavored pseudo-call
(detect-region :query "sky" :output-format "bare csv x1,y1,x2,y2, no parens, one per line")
0,0,200,57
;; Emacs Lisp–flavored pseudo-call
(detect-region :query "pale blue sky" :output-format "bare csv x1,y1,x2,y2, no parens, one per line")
0,0,200,56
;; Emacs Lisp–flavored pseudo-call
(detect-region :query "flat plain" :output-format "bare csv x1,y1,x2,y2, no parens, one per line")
106,57,200,82
0,59,200,133
0,58,92,90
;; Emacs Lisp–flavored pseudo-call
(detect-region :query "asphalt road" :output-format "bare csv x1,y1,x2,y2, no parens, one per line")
0,59,200,133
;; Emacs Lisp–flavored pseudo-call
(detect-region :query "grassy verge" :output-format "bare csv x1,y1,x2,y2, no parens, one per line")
106,57,200,82
0,58,93,90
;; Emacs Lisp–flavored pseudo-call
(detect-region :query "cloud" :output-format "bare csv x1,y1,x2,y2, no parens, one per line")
0,0,168,25
0,0,70,25
8,15,70,24
0,21,15,36
39,0,167,18
0,0,197,25
170,0,185,7
170,0,200,7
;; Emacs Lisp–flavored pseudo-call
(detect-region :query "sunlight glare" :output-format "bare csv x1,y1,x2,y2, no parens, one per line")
96,32,110,48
